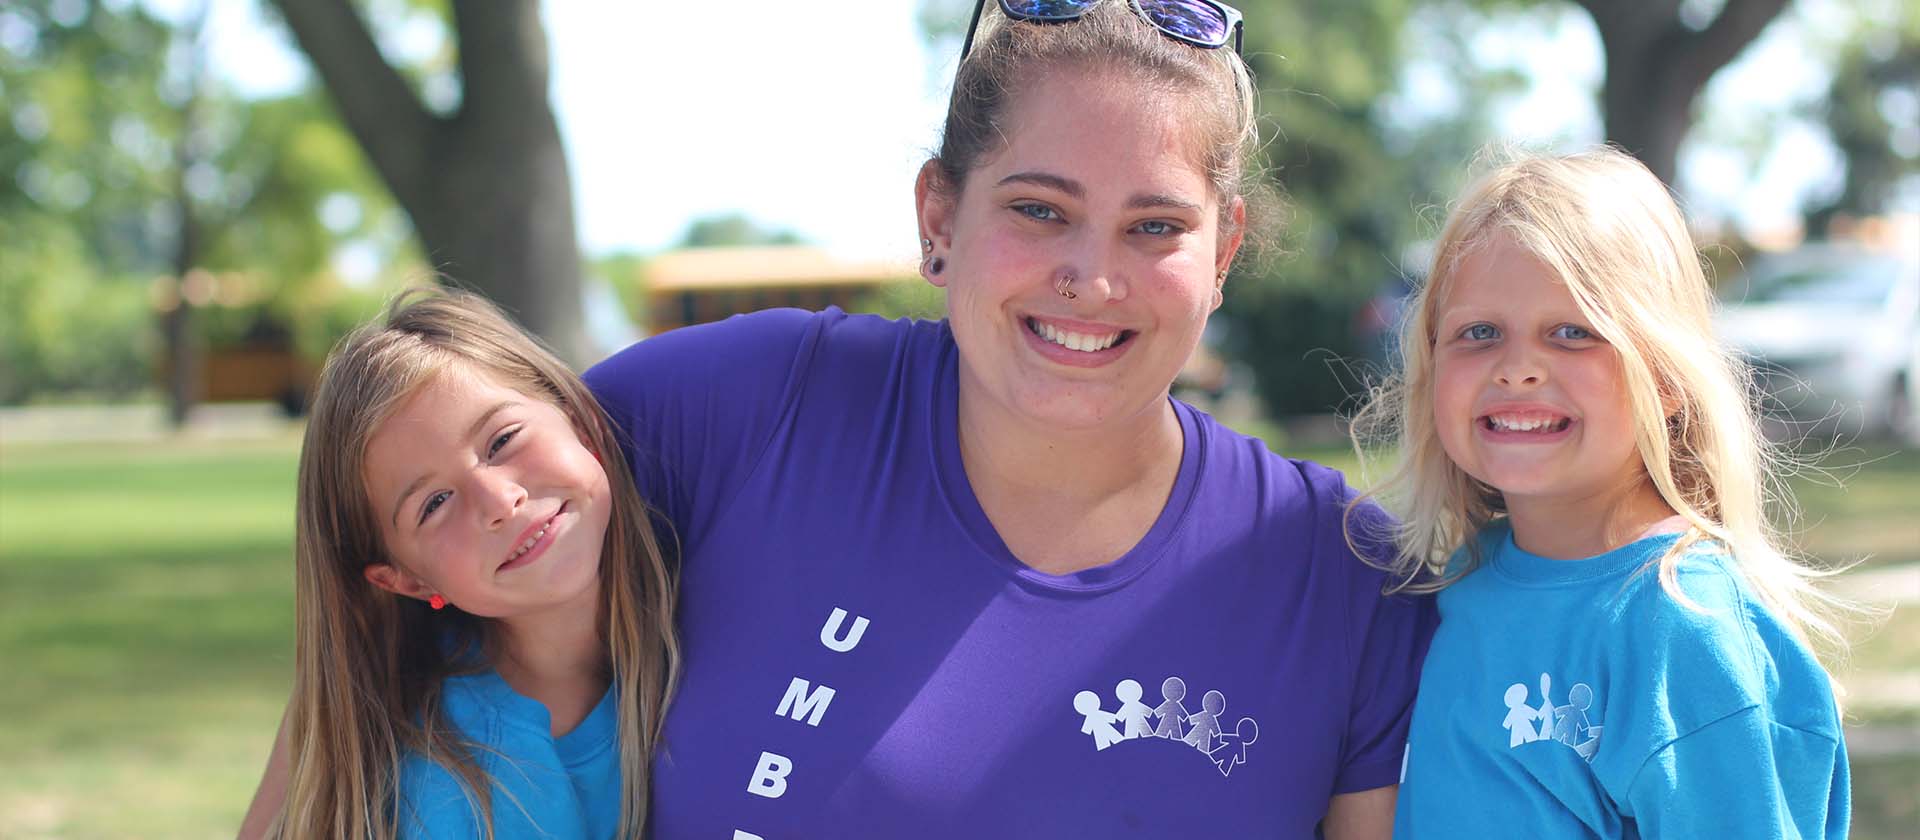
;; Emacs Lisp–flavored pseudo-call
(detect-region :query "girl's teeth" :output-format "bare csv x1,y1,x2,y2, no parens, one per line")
1489,416,1568,432
512,522,549,559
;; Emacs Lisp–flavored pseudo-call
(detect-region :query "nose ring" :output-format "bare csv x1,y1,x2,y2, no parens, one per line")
1055,271,1077,300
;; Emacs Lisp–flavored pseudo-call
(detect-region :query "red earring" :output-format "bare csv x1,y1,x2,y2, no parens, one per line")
428,594,447,611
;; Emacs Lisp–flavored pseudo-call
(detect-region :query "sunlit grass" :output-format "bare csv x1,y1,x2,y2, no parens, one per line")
0,435,299,838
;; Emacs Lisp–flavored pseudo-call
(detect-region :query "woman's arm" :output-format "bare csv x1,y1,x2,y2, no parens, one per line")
1324,785,1397,840
235,703,290,840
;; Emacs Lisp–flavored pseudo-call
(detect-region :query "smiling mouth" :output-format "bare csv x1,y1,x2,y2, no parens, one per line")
1025,317,1134,353
1481,414,1572,433
507,520,551,562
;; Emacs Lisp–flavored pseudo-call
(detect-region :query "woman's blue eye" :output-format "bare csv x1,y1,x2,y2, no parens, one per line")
488,429,518,458
420,490,450,523
1014,203,1058,222
1136,220,1177,236
1462,323,1498,341
1553,324,1594,341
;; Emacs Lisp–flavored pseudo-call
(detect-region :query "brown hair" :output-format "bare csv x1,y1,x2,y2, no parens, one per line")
931,0,1277,251
274,288,678,838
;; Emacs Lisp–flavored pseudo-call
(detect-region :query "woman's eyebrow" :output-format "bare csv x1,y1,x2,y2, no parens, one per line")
997,171,1083,198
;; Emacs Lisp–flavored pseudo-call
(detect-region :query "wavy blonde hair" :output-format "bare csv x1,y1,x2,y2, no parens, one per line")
1349,146,1847,660
272,288,678,838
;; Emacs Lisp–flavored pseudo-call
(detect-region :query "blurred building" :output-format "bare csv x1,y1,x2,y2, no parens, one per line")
643,246,916,333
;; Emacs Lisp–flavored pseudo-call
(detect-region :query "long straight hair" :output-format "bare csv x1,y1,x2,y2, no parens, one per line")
1349,147,1849,661
273,288,678,838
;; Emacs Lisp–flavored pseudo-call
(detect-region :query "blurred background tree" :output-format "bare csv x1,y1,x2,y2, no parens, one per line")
267,0,590,361
1,0,402,411
5,0,1913,422
1803,6,1920,235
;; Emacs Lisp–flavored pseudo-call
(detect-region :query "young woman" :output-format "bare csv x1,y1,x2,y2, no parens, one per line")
582,2,1428,836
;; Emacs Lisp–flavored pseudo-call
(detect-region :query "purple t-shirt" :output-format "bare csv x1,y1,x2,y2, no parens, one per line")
585,308,1434,838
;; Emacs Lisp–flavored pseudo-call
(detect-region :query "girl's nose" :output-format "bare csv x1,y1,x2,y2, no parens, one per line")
471,470,527,529
1494,346,1545,388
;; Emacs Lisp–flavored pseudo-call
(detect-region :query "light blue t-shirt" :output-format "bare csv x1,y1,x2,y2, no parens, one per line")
1396,522,1848,839
395,669,621,839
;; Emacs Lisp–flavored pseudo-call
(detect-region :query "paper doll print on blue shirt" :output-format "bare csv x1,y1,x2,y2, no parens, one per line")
1075,675,1260,777
1502,672,1602,761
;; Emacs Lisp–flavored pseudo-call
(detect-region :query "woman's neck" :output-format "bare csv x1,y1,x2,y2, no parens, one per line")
486,583,609,736
955,379,1185,574
1504,475,1678,561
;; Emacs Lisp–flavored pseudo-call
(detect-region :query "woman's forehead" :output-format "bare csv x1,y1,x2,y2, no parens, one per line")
979,68,1220,199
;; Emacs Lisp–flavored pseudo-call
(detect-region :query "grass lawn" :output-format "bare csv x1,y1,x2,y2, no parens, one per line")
0,430,1913,836
1,436,298,838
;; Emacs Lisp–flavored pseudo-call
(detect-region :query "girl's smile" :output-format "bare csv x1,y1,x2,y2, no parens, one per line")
1432,232,1645,523
362,365,611,617
496,501,570,573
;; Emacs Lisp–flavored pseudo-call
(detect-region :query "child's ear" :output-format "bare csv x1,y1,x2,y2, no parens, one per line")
364,563,434,601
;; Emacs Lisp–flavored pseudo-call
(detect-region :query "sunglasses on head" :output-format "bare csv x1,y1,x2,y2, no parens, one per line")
960,0,1245,60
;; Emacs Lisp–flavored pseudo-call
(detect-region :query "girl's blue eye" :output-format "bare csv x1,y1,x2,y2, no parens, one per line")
488,428,518,458
1136,220,1178,236
1462,323,1498,341
420,490,450,524
1014,203,1058,222
1553,324,1595,341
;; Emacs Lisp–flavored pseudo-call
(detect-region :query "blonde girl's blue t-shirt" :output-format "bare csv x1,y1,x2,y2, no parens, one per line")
394,669,620,839
1396,522,1849,839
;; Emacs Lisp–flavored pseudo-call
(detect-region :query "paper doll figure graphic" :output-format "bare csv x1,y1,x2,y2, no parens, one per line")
1152,676,1189,740
1113,679,1156,741
1534,673,1557,739
1502,683,1545,747
1207,718,1259,777
1182,690,1227,752
1075,690,1125,751
1549,683,1602,762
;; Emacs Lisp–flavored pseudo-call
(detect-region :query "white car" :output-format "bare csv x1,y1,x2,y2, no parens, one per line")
1715,244,1919,438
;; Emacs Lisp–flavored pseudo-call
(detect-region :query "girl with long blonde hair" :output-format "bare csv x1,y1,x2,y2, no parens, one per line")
270,289,677,838
1353,148,1850,838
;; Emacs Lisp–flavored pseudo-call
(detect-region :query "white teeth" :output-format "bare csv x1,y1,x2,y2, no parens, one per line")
1030,319,1120,353
1489,415,1565,432
511,522,549,559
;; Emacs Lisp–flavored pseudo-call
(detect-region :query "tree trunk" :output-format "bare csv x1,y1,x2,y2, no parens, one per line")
269,0,589,362
165,2,209,429
1575,0,1792,186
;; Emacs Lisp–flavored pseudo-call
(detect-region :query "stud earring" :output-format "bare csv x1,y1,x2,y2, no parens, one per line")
920,238,945,276
429,594,447,611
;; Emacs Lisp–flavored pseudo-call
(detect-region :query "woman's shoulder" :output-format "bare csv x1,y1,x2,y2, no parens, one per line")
585,308,938,411
1183,406,1367,512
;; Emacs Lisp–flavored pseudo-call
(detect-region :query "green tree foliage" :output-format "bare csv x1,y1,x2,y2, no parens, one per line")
678,213,806,249
0,1,404,404
1805,5,1920,233
1220,0,1515,417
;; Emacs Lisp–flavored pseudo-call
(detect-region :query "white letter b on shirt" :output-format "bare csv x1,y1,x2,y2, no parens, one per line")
747,751,793,799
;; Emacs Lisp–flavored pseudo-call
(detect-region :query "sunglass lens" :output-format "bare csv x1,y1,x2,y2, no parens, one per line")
1136,0,1230,46
1002,0,1098,20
